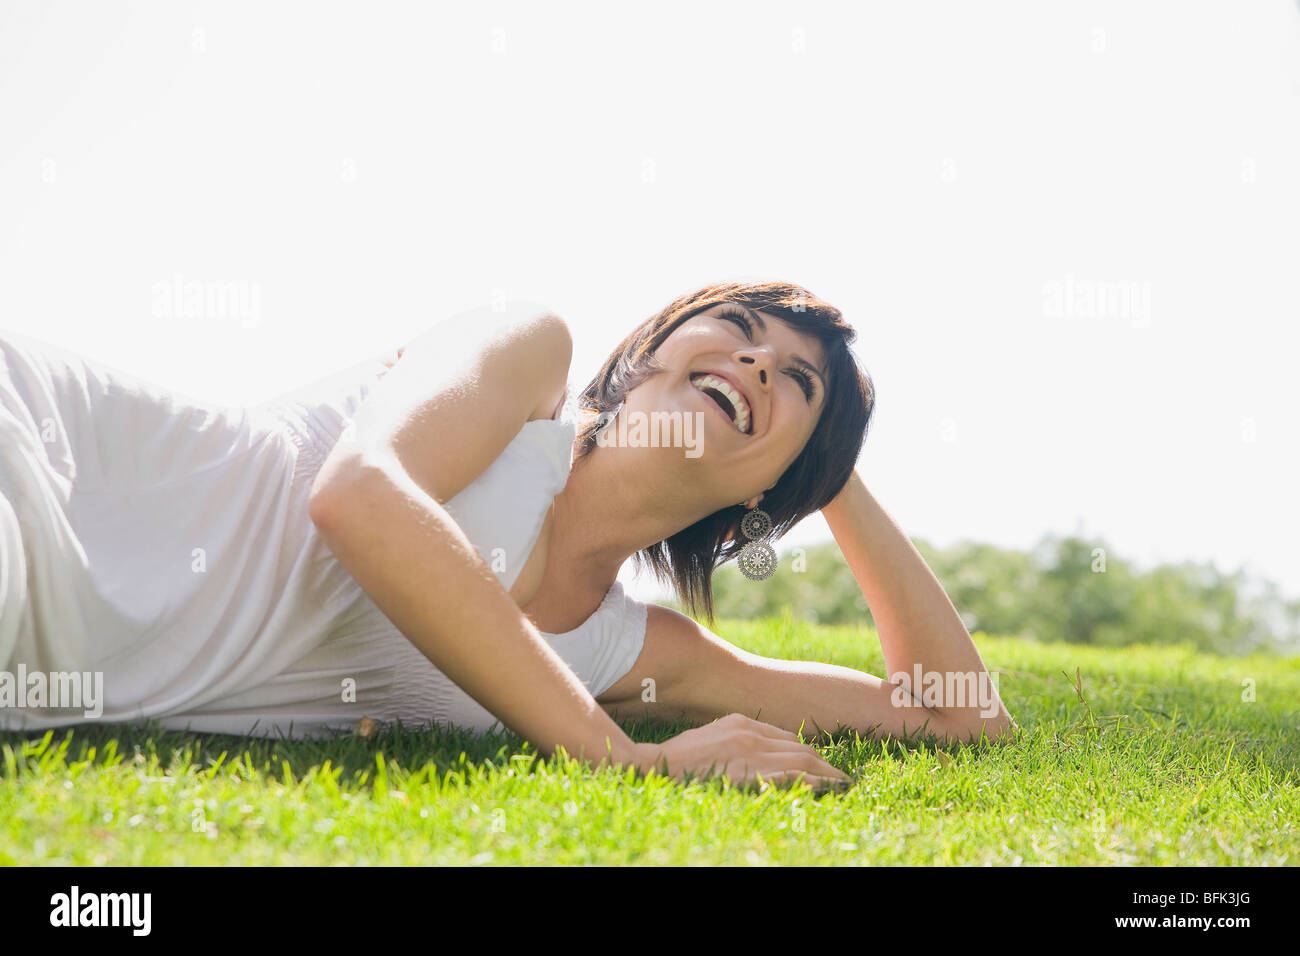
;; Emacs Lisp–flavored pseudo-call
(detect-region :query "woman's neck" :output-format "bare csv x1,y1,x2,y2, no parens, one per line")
546,437,721,593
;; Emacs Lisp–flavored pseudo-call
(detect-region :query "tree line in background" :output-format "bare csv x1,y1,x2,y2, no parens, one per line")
696,534,1300,657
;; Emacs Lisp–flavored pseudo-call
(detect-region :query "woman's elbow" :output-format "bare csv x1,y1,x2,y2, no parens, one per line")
307,449,401,534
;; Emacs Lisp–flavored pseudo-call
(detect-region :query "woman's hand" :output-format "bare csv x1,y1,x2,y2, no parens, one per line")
631,713,853,793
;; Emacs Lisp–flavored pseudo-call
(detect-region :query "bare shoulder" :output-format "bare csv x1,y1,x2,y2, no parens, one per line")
388,302,572,422
388,306,568,357
319,301,572,507
399,302,569,356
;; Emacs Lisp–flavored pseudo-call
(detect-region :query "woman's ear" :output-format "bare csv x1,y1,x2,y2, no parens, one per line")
741,493,764,511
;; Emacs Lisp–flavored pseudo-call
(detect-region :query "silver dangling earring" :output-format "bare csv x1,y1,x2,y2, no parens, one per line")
736,505,777,581
595,402,624,438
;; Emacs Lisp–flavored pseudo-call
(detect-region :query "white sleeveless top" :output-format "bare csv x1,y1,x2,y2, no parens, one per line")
0,330,648,738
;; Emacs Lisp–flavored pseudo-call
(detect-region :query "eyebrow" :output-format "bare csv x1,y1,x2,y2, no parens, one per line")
740,307,827,389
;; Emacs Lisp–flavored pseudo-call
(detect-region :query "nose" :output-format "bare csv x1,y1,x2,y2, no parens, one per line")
736,346,774,388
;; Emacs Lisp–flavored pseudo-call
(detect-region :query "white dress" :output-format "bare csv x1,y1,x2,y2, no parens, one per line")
0,330,648,738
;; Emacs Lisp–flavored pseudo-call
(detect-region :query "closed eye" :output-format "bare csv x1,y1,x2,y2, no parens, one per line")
715,306,754,340
714,306,818,402
786,367,815,399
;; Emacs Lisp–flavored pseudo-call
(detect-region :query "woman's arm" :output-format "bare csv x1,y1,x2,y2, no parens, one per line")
819,469,1016,738
309,305,638,770
598,470,1017,744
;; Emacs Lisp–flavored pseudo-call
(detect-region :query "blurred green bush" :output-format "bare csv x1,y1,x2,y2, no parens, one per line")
686,534,1299,657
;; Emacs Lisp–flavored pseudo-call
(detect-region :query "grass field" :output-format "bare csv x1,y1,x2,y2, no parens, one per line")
2,618,1297,865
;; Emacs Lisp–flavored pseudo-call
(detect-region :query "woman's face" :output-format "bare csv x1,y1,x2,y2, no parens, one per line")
623,301,829,504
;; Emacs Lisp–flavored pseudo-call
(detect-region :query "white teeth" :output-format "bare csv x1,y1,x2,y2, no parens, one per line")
691,373,751,433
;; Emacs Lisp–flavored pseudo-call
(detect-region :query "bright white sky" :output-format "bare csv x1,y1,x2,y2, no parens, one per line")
2,1,1297,605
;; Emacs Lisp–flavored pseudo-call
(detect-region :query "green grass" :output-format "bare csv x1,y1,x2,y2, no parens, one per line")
2,618,1297,865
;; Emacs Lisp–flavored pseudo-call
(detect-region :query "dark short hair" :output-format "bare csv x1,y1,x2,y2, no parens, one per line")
574,280,876,623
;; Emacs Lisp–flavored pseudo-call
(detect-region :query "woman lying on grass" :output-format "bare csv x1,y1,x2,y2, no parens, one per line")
0,280,1016,793
311,279,1019,778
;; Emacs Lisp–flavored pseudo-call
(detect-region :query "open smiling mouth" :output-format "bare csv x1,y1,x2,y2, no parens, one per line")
690,373,752,434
